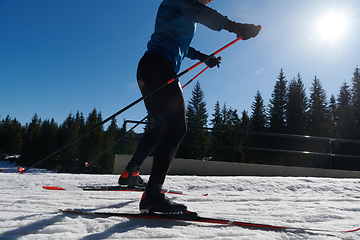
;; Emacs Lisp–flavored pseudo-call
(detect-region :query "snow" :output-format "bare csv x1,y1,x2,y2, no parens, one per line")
1,160,360,239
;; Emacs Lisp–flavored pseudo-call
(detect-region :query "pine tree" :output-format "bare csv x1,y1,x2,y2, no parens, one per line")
351,65,360,138
223,105,241,161
250,90,267,132
240,110,250,131
307,76,333,168
218,103,236,161
20,114,42,167
38,118,58,169
308,76,331,137
210,101,222,129
286,73,308,135
249,91,269,164
209,102,231,161
267,69,288,164
187,81,208,127
282,74,309,166
336,81,355,139
209,101,222,161
230,108,241,130
0,116,23,157
209,102,240,162
75,111,85,136
269,69,287,133
57,113,80,172
179,81,209,159
81,108,106,173
333,80,360,170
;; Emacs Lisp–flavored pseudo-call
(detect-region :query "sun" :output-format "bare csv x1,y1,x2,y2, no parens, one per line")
316,11,349,42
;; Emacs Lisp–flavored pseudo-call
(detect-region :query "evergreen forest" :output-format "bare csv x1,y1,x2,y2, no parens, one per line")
1,66,360,173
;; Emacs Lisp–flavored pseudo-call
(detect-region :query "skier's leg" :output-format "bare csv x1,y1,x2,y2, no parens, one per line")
139,84,188,213
147,81,187,186
118,53,183,189
135,54,187,213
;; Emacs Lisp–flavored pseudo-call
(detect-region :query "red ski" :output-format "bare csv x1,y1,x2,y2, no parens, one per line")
60,209,360,233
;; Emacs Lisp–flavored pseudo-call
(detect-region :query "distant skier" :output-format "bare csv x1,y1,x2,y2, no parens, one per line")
118,0,260,214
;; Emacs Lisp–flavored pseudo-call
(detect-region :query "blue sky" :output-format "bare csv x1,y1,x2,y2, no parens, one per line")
1,0,360,132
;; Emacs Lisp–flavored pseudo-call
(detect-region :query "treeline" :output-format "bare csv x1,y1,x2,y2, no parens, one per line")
0,110,138,173
1,66,360,172
177,66,360,171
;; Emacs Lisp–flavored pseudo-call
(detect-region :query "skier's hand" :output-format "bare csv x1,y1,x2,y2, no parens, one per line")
224,20,261,40
199,53,221,68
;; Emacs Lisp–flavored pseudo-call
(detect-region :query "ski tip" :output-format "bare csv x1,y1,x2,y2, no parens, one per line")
60,209,76,213
43,186,66,191
18,167,25,174
345,227,360,232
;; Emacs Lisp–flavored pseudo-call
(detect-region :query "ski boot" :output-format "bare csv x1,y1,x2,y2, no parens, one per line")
118,163,147,189
140,184,187,214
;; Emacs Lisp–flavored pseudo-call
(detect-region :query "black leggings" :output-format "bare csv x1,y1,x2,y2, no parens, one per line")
129,53,187,186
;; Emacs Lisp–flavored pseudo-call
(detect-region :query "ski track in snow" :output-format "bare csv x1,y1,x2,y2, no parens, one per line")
1,161,360,239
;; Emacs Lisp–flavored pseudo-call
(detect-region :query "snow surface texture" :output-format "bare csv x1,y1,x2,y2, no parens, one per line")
1,161,360,240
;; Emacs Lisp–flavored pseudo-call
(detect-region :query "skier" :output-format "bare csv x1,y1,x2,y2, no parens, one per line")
118,0,260,214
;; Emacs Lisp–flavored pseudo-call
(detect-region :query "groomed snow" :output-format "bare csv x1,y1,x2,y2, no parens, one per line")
1,161,360,240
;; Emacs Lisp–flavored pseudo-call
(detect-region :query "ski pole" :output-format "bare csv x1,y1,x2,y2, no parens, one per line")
85,59,219,168
18,37,244,174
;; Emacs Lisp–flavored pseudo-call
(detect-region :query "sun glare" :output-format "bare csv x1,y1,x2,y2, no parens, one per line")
316,11,349,42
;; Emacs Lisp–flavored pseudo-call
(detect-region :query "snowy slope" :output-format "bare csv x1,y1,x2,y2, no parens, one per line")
1,161,360,240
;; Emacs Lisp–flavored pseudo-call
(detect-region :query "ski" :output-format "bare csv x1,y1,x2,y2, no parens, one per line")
43,185,207,197
59,209,360,233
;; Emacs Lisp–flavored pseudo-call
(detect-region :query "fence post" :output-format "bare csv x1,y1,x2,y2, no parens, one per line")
328,139,333,169
231,131,235,162
121,121,126,154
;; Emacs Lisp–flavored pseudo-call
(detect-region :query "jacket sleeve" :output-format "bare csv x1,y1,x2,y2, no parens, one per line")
174,0,228,31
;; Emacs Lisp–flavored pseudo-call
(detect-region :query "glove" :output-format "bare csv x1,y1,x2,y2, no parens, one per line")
198,53,221,68
224,20,261,40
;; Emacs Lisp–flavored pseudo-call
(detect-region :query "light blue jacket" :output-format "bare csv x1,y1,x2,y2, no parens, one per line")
146,0,228,73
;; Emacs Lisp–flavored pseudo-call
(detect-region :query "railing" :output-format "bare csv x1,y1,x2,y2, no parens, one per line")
121,120,360,170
